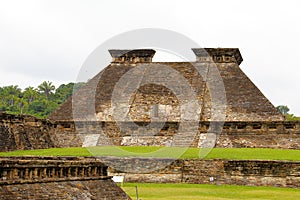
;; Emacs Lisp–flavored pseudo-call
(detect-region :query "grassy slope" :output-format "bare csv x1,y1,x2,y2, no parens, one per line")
1,146,300,161
121,183,300,200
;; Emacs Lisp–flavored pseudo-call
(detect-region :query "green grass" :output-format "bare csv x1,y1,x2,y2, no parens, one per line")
1,146,300,161
121,183,300,200
0,147,92,157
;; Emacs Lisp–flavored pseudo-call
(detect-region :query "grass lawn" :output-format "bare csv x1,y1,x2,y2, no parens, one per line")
1,146,300,161
121,183,300,200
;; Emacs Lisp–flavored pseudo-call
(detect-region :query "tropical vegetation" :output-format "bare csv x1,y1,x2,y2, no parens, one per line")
0,81,85,118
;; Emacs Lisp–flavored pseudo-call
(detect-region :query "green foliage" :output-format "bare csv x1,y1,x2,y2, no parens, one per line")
285,114,300,121
27,99,58,118
0,81,85,118
276,105,299,121
54,82,85,104
38,81,55,99
23,87,39,103
276,105,290,115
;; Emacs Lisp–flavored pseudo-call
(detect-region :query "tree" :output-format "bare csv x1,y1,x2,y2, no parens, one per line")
54,82,85,104
0,81,85,118
23,87,39,103
276,105,290,115
0,101,6,112
54,83,75,104
38,81,55,99
16,98,27,114
1,85,21,110
28,99,58,118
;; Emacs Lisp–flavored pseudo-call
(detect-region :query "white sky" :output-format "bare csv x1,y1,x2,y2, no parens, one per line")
0,0,299,115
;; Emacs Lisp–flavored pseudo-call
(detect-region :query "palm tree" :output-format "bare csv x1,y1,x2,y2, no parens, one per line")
17,98,27,114
3,85,21,106
23,87,39,103
38,81,56,99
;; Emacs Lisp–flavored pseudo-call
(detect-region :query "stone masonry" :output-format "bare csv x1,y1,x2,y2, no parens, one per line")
48,48,284,122
52,120,300,149
105,157,300,188
0,156,131,200
45,48,288,149
0,112,55,151
1,112,300,151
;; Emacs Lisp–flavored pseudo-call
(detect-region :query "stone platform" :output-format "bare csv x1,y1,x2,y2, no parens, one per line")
0,156,131,200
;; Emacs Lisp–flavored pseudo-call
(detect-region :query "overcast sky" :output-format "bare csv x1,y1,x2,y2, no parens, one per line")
0,0,299,115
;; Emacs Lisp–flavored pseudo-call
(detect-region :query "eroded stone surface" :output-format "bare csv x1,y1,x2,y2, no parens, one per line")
0,157,131,200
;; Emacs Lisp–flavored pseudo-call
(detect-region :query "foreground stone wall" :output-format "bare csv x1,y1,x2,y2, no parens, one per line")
0,157,131,200
105,157,300,188
0,179,130,200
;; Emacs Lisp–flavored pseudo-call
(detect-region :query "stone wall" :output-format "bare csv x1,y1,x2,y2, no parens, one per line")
216,121,300,148
105,157,300,188
0,113,55,151
0,156,131,200
53,120,300,149
1,112,300,151
0,179,130,200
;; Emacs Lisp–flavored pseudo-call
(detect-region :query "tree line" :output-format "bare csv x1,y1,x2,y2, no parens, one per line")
0,81,85,118
276,105,300,121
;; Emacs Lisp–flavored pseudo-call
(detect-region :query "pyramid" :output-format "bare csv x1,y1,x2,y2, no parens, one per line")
48,48,284,122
